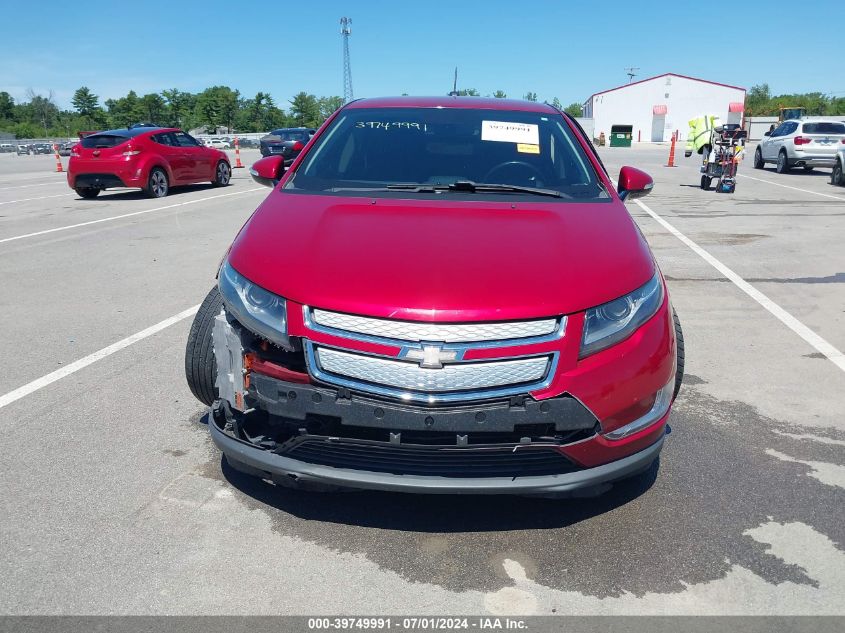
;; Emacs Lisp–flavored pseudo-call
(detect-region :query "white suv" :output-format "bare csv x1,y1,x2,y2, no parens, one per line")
204,138,231,149
754,119,845,173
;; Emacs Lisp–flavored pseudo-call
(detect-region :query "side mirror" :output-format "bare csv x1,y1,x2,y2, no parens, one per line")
250,155,285,187
617,166,653,201
764,131,772,137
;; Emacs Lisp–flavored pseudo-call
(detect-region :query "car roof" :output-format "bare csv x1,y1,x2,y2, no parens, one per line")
89,127,177,137
345,96,559,113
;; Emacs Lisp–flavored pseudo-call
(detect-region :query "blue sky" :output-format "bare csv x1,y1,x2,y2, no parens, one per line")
3,0,843,110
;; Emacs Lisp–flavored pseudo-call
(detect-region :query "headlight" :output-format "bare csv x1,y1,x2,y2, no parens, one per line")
580,272,664,357
218,260,291,349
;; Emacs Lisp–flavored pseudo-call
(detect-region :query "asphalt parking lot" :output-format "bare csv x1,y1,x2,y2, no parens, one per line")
1,145,843,615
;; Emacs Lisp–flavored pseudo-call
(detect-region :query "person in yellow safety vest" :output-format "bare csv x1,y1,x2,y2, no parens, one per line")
684,114,722,158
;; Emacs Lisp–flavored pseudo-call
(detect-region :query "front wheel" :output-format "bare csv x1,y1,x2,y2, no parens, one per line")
145,167,169,198
75,187,100,199
832,161,844,186
212,161,231,187
753,147,764,169
673,308,685,400
776,151,790,174
185,285,222,406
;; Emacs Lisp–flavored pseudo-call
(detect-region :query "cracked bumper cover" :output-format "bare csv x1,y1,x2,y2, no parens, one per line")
208,404,664,495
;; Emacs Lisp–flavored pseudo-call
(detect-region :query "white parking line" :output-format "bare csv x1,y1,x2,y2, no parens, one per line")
0,305,200,410
0,187,264,244
634,198,845,373
0,193,70,206
0,181,65,191
738,173,845,202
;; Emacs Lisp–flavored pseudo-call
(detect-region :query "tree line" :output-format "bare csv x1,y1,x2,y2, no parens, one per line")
455,88,582,116
0,85,586,139
745,84,844,117
0,86,344,138
6,82,840,140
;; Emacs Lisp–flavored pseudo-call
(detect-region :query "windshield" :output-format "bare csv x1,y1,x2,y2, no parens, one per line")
286,107,607,201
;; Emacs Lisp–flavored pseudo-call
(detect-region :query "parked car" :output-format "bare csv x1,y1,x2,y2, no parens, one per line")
33,143,53,155
235,137,258,149
184,96,683,497
58,141,77,157
259,127,315,163
205,137,231,149
67,126,231,198
754,118,845,173
832,143,845,186
17,144,31,155
0,143,15,153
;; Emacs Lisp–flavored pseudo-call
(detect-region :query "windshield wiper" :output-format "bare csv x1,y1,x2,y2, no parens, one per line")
385,183,444,192
334,181,563,198
446,180,563,198
325,184,443,193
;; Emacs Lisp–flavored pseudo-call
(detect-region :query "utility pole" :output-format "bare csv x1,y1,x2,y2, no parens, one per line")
624,67,640,83
340,17,354,103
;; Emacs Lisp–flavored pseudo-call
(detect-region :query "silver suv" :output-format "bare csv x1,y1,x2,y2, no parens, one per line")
754,119,845,173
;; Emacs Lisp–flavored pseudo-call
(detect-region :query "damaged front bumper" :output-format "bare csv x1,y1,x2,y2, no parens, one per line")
208,309,665,495
209,400,663,495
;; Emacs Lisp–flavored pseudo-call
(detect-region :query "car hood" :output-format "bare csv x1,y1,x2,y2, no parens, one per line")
227,192,655,321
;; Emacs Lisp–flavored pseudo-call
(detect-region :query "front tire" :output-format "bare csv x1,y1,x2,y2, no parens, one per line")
185,285,222,406
673,308,685,400
212,160,231,187
75,187,100,199
145,167,169,198
753,147,764,169
832,160,844,186
776,151,790,174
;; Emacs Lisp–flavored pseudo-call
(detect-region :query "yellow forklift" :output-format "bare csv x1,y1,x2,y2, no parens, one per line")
778,107,806,122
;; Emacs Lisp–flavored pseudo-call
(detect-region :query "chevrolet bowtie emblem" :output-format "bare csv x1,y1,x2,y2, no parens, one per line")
405,345,458,369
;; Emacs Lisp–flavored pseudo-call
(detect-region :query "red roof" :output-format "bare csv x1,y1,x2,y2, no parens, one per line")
587,73,746,102
347,96,557,113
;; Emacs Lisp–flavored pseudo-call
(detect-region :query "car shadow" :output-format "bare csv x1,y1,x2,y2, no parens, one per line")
77,182,219,201
756,166,832,177
217,447,660,533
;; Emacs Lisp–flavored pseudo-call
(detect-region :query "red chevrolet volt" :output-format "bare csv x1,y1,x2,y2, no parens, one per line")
68,125,231,199
185,96,684,496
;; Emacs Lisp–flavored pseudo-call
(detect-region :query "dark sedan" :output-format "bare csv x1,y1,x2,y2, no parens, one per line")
259,127,315,163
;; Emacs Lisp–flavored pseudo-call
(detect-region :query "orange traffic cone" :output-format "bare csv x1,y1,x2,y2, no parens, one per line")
233,136,244,168
666,133,676,167
53,143,64,173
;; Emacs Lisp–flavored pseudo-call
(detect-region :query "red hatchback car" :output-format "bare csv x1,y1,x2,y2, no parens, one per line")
185,96,684,496
68,125,231,198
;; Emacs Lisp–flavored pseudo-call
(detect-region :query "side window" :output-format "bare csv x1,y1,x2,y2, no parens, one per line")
152,133,173,146
783,122,798,136
174,132,198,147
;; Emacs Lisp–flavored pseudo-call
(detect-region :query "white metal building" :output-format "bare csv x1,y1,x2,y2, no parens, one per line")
582,73,746,143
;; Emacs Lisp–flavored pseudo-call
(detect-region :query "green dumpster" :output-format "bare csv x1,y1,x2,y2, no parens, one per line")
609,125,633,147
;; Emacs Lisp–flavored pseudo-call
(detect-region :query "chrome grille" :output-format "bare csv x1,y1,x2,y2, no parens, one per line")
314,347,549,394
309,308,560,344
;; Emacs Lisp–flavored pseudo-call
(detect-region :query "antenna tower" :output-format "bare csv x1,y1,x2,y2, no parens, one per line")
340,17,354,103
624,67,640,83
